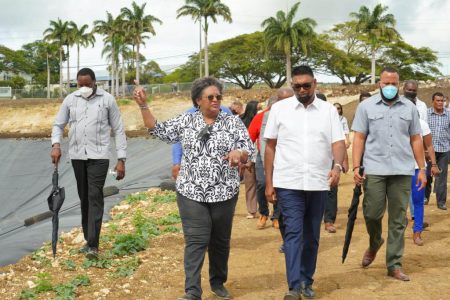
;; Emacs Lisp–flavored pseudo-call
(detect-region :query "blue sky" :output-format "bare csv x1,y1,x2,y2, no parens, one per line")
1,0,449,82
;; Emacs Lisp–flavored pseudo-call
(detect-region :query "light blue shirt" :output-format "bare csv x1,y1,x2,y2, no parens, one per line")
352,94,421,176
51,88,127,160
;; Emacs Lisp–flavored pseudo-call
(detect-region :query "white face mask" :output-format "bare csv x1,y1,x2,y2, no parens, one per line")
79,86,93,99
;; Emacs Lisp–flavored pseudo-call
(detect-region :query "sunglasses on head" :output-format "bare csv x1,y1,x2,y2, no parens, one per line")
197,124,213,142
292,82,313,91
204,94,223,101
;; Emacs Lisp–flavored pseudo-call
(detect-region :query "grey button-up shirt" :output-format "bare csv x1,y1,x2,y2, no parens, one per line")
51,88,127,160
352,94,421,176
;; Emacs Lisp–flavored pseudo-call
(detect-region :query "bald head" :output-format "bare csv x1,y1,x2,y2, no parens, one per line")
277,87,294,101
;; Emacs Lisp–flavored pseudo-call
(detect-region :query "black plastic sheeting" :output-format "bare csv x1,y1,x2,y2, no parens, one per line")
0,138,171,266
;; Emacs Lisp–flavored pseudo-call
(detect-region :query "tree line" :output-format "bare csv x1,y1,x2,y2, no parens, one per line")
0,1,442,96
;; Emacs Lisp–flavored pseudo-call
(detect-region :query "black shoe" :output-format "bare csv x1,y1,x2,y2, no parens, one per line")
177,294,201,300
279,244,284,253
438,204,447,210
423,222,429,229
424,198,429,205
284,290,301,300
85,247,99,260
78,243,89,254
301,282,315,299
211,286,231,300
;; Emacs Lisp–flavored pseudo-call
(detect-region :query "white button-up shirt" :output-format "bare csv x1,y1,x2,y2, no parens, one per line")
416,98,428,123
51,88,127,160
264,95,344,191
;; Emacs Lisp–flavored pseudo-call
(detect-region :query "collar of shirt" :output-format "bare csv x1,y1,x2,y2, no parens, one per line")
430,107,447,115
293,95,322,110
374,95,407,106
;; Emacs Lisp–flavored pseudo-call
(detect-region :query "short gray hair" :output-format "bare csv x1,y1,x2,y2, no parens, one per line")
191,77,223,107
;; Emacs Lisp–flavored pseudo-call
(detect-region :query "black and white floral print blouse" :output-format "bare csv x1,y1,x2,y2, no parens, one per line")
150,110,255,203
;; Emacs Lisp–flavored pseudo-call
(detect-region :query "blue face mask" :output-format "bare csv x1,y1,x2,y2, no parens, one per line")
381,85,398,101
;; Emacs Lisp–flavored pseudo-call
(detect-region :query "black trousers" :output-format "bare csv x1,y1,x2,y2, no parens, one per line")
177,192,238,298
71,159,109,248
323,186,338,223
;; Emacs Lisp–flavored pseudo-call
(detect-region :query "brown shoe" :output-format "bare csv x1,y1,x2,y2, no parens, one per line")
324,222,336,233
361,238,384,268
413,232,424,246
387,268,410,281
272,219,280,229
257,215,268,229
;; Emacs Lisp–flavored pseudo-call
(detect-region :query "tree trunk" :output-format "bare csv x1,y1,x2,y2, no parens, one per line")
47,53,50,99
286,48,292,84
116,60,119,97
66,45,70,93
199,21,202,78
204,18,209,77
122,54,126,96
77,44,80,73
136,43,140,84
371,49,376,84
111,49,115,97
59,48,63,98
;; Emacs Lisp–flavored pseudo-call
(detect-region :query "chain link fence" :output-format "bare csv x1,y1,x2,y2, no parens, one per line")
1,81,244,100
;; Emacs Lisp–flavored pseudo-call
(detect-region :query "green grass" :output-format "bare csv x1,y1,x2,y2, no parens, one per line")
157,212,181,225
152,192,176,203
124,193,150,204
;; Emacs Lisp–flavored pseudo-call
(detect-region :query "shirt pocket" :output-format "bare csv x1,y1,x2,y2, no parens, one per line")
368,113,385,134
396,113,412,135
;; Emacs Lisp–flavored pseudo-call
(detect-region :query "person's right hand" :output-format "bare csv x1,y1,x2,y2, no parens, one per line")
133,80,147,106
265,184,277,204
172,164,181,180
51,144,61,166
353,167,365,186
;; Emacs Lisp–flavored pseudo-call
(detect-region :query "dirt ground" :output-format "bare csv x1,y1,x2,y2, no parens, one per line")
2,161,450,300
3,85,450,299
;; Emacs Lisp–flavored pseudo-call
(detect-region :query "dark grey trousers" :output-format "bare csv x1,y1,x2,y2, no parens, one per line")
177,192,238,298
71,159,109,249
434,152,449,206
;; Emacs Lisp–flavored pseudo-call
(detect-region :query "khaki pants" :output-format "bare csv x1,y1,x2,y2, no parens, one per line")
243,167,257,215
363,175,411,270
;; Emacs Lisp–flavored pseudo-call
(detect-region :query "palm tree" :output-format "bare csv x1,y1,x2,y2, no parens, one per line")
177,0,232,77
350,4,399,84
261,2,316,83
70,22,96,73
63,24,75,90
43,19,68,97
43,42,59,98
94,12,122,96
120,1,162,84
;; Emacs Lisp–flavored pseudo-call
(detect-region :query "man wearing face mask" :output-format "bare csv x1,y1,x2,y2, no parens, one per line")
264,65,346,300
50,68,127,260
352,67,426,281
403,80,427,122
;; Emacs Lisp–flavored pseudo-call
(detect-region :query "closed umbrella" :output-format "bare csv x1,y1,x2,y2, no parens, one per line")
47,166,65,258
342,166,364,263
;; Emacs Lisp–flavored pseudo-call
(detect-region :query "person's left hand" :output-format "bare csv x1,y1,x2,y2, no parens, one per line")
223,150,241,168
416,169,427,191
328,167,341,187
431,165,441,177
115,160,126,180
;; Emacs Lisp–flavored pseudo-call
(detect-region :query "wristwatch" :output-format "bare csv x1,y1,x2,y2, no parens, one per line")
334,163,343,172
118,158,126,162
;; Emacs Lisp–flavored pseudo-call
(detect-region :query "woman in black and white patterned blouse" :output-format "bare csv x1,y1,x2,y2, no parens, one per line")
133,77,254,300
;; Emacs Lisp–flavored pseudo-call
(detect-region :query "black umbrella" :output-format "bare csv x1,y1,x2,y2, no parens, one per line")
47,166,65,258
342,166,364,263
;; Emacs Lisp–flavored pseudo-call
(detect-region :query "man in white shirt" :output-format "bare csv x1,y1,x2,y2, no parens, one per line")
403,80,427,123
264,66,346,300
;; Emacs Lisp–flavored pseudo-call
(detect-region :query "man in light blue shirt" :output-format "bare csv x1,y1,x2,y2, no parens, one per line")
352,67,426,281
51,68,127,259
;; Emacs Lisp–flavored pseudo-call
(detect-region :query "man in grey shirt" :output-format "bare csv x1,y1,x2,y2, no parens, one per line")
352,67,426,281
51,68,127,259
